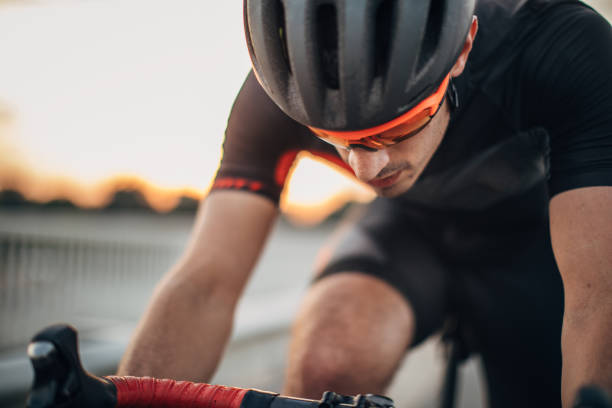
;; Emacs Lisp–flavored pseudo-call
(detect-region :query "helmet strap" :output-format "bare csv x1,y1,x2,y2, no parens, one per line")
447,78,459,111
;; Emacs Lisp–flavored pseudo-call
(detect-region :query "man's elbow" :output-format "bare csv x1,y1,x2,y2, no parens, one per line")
160,256,247,311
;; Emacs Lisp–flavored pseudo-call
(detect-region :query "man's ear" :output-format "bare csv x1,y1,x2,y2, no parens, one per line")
450,16,479,78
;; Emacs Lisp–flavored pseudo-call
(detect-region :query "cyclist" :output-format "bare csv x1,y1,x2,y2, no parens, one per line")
117,1,612,407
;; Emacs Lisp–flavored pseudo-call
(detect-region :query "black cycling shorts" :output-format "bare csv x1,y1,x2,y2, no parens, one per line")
315,183,564,408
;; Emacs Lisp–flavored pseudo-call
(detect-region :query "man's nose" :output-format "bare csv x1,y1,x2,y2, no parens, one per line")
347,148,390,182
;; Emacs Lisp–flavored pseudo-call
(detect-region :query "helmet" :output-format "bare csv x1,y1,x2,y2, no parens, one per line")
243,0,476,131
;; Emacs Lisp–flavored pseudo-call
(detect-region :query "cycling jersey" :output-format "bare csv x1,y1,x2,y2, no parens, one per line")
213,0,612,204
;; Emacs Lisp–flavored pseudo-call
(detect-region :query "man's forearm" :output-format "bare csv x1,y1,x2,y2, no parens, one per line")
117,273,237,382
561,309,612,408
549,187,612,407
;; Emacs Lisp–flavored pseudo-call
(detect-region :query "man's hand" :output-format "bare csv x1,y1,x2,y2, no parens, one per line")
550,186,612,407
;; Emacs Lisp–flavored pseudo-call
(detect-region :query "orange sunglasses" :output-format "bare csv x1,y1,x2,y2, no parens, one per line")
309,75,450,151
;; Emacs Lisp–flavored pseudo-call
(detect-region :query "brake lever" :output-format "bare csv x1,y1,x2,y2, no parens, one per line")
27,324,117,408
318,391,394,408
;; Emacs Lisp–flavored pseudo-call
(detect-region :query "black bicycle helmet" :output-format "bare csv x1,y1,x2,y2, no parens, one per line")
244,0,475,130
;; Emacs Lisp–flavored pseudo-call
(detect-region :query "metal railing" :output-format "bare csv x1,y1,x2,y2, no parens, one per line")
0,232,182,350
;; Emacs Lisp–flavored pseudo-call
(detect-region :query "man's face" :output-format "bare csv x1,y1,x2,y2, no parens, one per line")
332,15,478,198
335,100,451,198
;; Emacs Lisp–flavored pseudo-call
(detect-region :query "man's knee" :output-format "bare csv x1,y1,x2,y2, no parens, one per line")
283,272,415,398
285,338,384,398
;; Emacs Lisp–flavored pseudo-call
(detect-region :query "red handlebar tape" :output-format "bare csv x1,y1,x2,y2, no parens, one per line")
107,376,248,408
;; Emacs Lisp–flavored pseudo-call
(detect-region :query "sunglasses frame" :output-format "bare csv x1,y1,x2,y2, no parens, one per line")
310,75,450,151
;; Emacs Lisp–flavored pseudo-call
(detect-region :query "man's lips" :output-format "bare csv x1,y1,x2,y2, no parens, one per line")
368,170,402,189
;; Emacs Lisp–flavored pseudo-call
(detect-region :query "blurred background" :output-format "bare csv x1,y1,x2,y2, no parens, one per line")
0,1,610,407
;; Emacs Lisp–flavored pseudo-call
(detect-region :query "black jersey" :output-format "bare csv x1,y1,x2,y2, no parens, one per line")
213,0,612,209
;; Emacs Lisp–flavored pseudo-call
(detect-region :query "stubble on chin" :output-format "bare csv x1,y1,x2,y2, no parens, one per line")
376,170,418,198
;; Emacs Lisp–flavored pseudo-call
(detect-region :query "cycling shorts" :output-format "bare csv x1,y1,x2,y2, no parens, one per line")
315,182,564,408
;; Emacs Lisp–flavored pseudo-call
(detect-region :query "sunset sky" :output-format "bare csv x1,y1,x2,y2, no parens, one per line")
0,0,375,221
0,0,608,220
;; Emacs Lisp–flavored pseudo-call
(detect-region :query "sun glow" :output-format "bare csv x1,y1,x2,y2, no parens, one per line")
0,153,374,222
0,0,374,222
281,154,375,225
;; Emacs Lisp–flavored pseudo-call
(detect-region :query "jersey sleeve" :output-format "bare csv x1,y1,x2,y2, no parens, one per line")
521,4,612,197
212,71,344,203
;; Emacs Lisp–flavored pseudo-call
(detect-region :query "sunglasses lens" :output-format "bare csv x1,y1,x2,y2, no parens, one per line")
312,114,433,150
379,111,431,139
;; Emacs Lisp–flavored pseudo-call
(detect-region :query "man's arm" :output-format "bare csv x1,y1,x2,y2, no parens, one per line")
117,190,277,382
549,186,612,407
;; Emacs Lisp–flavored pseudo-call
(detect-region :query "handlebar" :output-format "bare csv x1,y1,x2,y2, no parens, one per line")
26,324,611,408
26,324,395,408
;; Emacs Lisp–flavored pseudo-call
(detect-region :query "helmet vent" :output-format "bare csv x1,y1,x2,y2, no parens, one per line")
418,0,444,71
316,4,339,90
275,0,291,74
374,0,395,79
